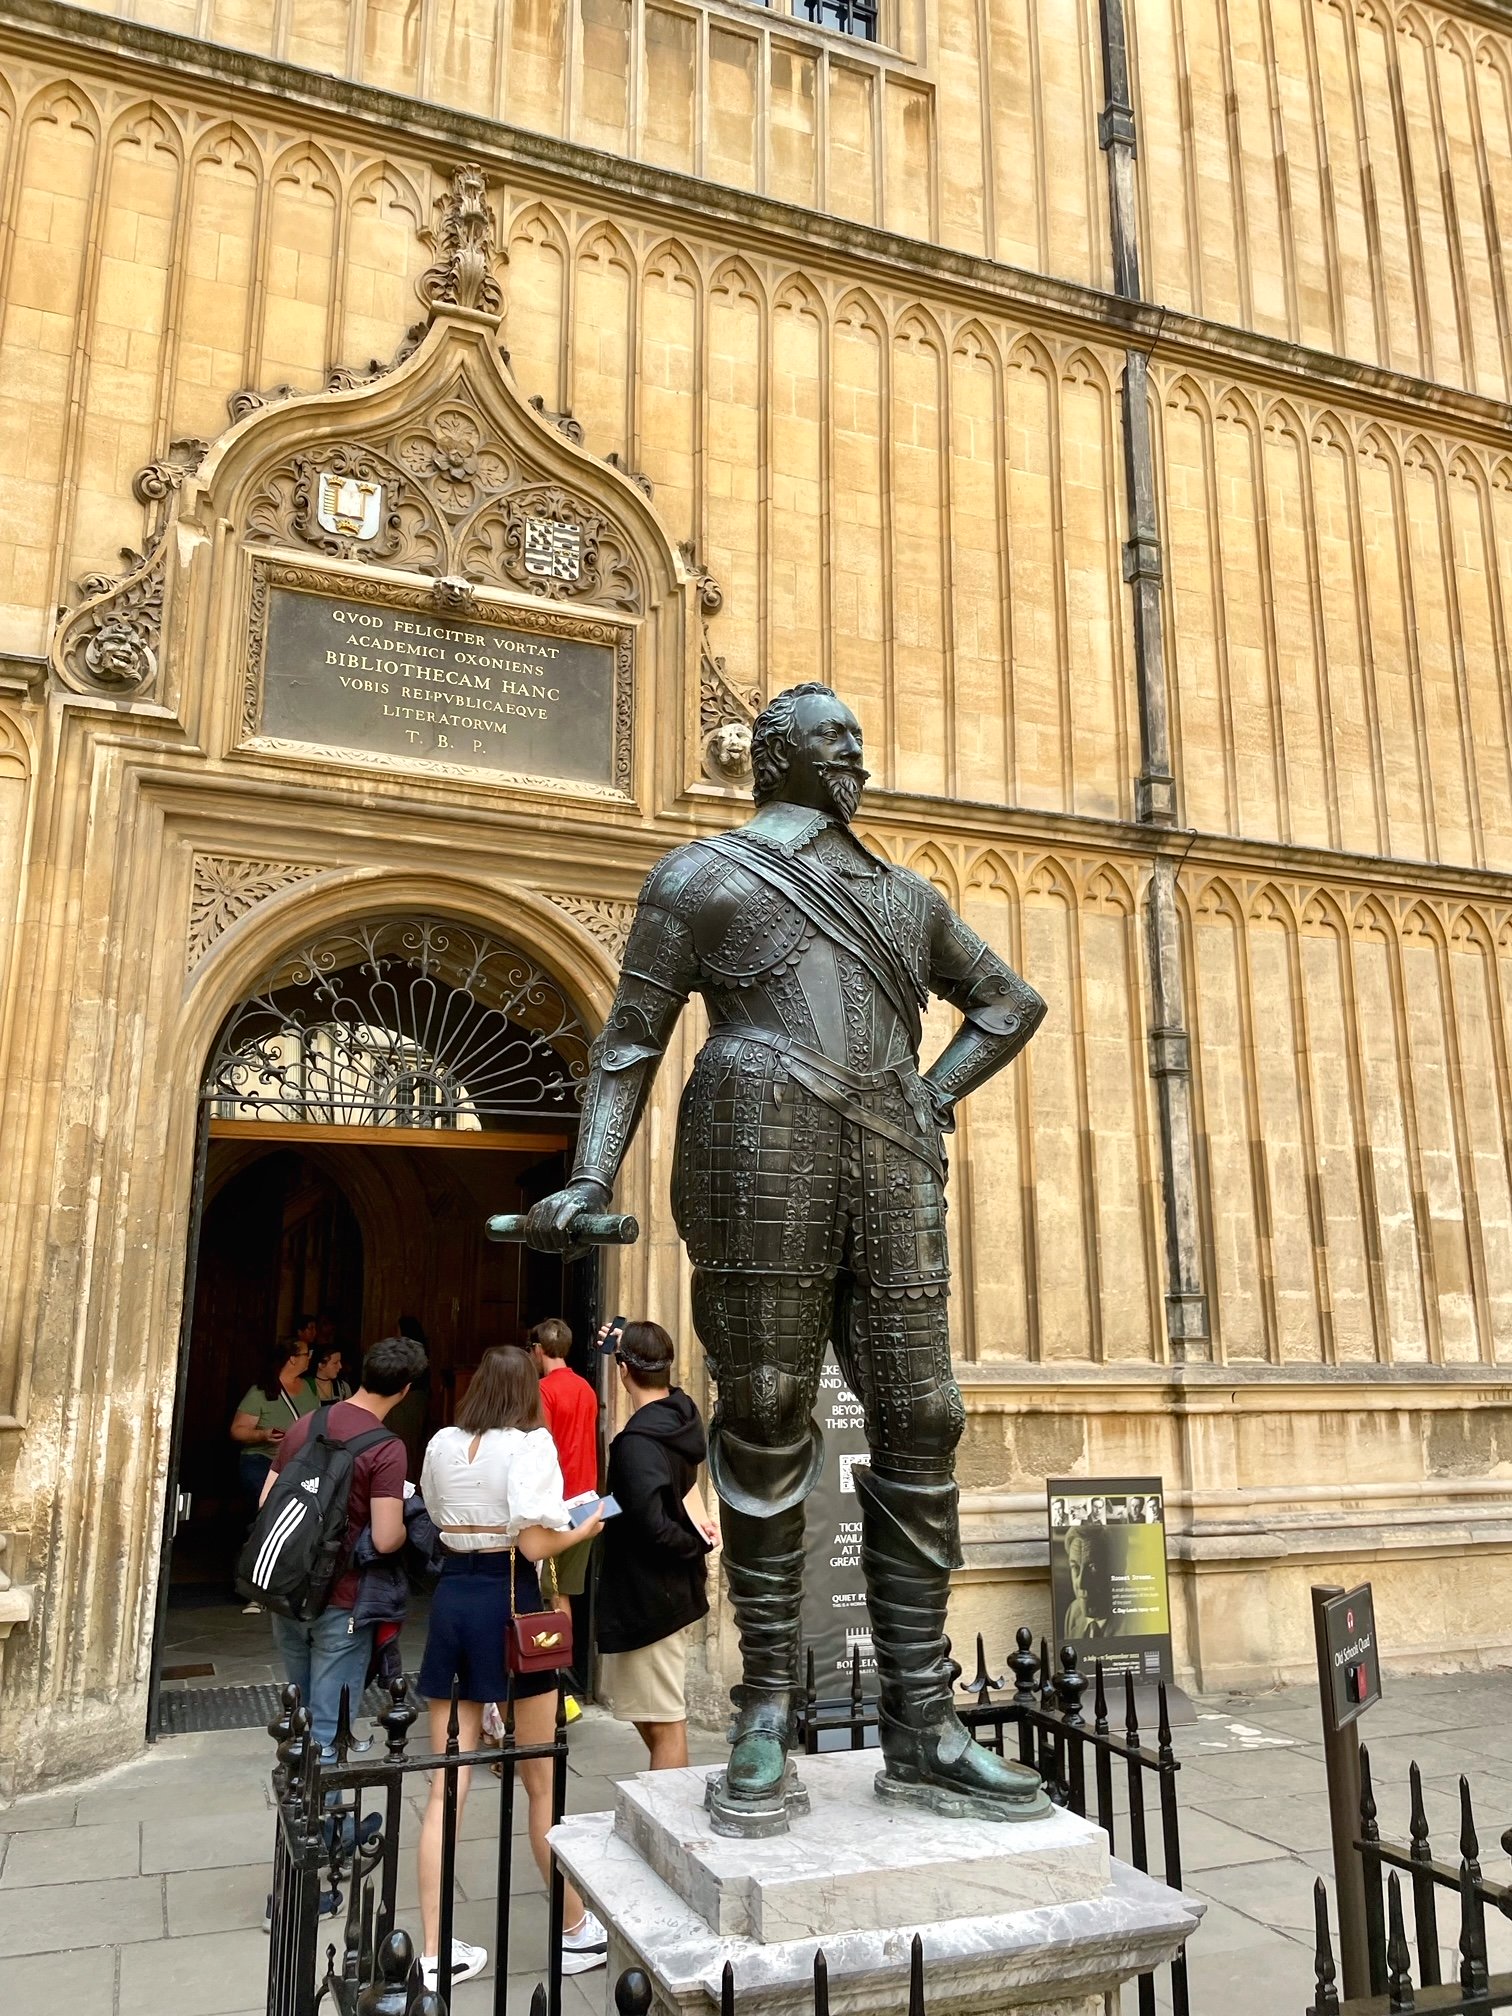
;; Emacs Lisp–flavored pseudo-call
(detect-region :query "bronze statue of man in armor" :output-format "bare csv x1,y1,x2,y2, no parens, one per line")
525,682,1049,1831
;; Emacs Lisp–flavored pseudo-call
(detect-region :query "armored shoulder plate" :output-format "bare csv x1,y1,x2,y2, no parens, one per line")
881,867,936,994
694,859,811,985
640,841,739,922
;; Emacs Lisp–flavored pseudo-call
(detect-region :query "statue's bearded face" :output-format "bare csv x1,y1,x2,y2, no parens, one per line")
788,693,869,823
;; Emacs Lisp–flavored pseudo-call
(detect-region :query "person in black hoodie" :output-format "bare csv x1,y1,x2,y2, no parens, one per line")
595,1321,716,1769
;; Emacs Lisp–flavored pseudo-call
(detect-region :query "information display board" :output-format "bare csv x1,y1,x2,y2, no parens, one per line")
800,1349,877,1703
1046,1476,1174,1683
246,565,632,794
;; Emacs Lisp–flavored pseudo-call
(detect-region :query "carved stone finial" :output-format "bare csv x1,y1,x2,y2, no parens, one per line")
527,394,586,446
678,541,724,617
228,383,297,425
605,451,654,500
418,164,504,321
326,320,427,394
133,438,209,519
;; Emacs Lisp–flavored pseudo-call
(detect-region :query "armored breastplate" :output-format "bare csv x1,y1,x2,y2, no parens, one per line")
686,836,928,1070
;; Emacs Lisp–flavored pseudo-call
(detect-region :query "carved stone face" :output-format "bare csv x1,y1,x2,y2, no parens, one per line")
430,575,476,613
784,690,869,823
85,622,151,687
707,720,753,780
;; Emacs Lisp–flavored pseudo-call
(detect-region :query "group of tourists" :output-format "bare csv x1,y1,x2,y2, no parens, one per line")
235,1313,715,1994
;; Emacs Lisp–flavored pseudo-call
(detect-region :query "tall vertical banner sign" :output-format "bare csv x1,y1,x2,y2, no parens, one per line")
1047,1476,1174,1684
800,1348,877,1699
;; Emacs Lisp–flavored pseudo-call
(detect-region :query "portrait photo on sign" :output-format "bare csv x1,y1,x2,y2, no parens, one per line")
1046,1476,1173,1683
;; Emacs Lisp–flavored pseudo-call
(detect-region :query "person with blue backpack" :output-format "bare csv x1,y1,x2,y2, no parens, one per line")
238,1333,428,1755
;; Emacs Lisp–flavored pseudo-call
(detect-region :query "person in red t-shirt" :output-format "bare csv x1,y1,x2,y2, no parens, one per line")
528,1318,599,1615
262,1333,427,1755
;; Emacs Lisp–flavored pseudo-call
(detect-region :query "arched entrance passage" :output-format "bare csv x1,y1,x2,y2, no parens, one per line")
151,913,600,1733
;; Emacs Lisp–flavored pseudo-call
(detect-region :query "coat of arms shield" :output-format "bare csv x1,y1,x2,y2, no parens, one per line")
316,472,384,541
523,517,582,582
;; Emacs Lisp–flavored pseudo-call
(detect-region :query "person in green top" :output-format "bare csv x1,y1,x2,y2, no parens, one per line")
231,1323,318,1611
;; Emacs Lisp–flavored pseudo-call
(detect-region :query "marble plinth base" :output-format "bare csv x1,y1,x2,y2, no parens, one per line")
550,1752,1204,2016
614,1755,1107,1939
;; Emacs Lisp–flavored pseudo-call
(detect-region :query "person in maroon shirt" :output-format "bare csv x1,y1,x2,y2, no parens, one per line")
528,1319,599,1615
262,1334,427,1754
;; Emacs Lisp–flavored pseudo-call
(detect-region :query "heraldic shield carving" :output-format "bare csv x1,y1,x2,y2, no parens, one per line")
146,164,717,804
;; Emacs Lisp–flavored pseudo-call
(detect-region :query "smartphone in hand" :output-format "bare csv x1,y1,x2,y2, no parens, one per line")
567,1494,621,1529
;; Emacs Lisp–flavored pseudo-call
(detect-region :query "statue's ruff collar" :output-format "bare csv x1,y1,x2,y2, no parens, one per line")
743,800,888,870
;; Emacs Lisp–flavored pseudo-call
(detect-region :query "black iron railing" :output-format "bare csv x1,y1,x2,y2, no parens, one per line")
1310,1748,1512,2016
613,1935,929,2016
799,1625,1189,2016
266,1627,1189,2016
265,1678,565,2016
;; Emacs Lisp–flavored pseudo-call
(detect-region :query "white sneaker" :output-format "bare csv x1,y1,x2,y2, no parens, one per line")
242,1600,262,1615
420,1940,488,1990
562,1909,608,1975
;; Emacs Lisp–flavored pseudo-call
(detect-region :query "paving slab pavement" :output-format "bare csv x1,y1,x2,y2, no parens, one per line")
4,1673,1512,2016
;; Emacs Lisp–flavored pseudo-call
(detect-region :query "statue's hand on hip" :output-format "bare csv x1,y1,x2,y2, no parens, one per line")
522,1178,612,1253
922,1080,957,1135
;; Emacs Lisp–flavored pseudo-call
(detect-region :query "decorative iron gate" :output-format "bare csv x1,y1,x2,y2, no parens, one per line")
203,915,593,1128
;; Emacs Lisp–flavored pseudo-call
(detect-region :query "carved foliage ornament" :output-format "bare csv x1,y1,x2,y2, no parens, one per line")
546,894,635,961
134,437,209,532
682,543,754,784
229,322,429,430
188,854,324,971
527,394,585,446
417,164,504,320
54,540,167,699
244,392,643,613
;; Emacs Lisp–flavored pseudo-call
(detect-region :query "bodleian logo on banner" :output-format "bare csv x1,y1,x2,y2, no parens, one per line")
316,472,383,542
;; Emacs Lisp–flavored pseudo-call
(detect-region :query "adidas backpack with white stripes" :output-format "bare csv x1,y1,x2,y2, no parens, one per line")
235,1406,395,1621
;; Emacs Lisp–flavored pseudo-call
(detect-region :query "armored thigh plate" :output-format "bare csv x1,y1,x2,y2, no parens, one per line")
708,1419,825,1517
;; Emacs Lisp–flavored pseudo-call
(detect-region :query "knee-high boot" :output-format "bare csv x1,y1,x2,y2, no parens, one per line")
857,1462,1049,1820
707,1422,821,1813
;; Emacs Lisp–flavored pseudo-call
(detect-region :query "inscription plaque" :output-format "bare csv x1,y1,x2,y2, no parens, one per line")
246,564,632,797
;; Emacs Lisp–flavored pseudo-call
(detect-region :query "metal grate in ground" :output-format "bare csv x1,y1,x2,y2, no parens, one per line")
155,1676,417,1736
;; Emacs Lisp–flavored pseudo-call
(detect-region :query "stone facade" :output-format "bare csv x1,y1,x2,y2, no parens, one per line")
2,0,1512,1792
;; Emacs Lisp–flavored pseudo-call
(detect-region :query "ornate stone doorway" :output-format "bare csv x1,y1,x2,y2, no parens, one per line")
149,914,600,1735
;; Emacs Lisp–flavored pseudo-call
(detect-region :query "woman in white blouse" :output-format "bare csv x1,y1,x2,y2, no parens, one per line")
415,1346,605,1993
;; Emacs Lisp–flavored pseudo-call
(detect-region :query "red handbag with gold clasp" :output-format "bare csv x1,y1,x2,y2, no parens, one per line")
507,1550,572,1676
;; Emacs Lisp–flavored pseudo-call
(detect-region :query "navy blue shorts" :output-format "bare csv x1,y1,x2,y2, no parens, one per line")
417,1551,559,1705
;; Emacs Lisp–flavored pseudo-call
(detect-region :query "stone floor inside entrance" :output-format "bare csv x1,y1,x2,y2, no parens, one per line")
4,1671,1512,2016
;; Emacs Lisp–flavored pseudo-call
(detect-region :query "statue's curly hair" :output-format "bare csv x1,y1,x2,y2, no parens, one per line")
750,681,838,804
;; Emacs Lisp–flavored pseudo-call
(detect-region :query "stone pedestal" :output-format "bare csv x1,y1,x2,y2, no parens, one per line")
551,1752,1204,2016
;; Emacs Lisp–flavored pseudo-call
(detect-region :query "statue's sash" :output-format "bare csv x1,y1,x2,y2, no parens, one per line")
697,829,925,1049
